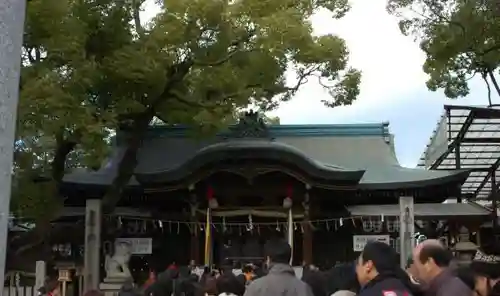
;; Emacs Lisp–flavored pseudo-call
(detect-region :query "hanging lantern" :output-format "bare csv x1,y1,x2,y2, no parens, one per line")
207,186,218,209
283,183,293,209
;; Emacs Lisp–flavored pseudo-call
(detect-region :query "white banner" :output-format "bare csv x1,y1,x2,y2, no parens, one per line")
115,238,153,254
353,235,390,252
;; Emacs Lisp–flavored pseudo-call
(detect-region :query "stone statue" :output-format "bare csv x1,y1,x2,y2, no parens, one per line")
104,241,132,281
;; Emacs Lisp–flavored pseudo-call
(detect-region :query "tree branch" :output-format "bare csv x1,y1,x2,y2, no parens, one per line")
132,0,145,38
488,70,500,98
52,129,82,183
193,30,256,66
482,71,493,106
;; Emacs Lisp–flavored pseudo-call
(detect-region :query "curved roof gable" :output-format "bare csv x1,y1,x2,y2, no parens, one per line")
134,140,365,185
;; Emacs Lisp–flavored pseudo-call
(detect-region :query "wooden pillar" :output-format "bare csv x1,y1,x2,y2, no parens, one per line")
189,191,200,264
302,191,312,265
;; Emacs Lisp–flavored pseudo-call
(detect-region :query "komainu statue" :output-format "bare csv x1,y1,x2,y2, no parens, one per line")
104,241,132,281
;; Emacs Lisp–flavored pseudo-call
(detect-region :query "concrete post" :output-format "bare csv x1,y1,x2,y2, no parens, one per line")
84,199,102,291
0,0,27,293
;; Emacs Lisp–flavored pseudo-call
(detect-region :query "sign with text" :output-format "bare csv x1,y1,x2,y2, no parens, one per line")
353,235,390,252
115,238,153,255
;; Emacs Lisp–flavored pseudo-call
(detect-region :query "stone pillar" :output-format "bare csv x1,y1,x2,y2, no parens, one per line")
190,203,200,264
84,199,102,291
399,196,415,269
35,261,46,292
302,192,312,265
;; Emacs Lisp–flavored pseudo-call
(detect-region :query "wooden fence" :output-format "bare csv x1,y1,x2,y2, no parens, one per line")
3,287,37,296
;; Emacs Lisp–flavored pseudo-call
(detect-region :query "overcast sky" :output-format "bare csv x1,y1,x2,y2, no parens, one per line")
143,0,496,168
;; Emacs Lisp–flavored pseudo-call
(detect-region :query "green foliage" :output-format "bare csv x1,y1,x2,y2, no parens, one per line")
387,0,500,102
15,0,360,217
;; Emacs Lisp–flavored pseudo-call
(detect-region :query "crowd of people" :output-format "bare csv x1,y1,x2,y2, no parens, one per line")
41,238,500,296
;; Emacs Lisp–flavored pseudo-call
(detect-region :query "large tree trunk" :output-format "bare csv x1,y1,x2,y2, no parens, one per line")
101,111,153,212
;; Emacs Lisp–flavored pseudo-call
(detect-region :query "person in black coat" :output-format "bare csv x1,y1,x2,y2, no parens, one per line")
356,242,421,296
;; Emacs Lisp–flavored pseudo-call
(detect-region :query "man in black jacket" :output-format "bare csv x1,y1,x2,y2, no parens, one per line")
356,242,418,296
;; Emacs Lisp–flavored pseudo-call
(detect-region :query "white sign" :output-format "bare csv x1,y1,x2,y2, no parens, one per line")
353,235,390,252
115,238,153,254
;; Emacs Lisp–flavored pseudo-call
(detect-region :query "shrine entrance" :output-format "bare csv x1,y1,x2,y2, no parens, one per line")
210,212,303,266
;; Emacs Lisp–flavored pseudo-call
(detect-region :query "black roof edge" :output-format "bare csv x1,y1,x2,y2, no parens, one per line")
358,169,470,190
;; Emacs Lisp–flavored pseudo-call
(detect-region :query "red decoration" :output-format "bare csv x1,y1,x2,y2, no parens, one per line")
207,186,214,200
207,186,218,209
286,183,293,198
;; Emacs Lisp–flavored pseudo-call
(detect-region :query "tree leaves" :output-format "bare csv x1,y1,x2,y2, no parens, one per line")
387,0,500,102
15,0,361,217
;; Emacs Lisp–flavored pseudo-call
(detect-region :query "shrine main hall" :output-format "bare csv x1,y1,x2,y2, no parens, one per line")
59,112,490,289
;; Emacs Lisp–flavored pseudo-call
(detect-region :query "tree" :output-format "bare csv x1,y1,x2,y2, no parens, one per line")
387,0,500,104
8,0,131,270
99,0,361,211
12,0,361,266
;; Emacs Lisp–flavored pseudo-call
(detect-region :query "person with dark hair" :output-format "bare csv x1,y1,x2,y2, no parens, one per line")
201,266,211,285
302,270,327,296
324,263,359,296
469,244,500,296
204,276,218,296
216,273,245,296
356,241,417,296
118,278,141,296
242,264,255,285
244,239,313,296
412,240,470,296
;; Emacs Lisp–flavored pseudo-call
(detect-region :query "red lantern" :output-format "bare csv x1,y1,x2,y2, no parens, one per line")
207,186,218,209
286,183,293,198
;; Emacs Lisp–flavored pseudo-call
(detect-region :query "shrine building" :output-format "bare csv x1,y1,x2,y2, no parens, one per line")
58,112,491,290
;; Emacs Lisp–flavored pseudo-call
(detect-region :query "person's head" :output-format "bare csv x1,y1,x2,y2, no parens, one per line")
356,242,400,286
242,265,254,276
326,263,359,295
470,244,500,296
203,266,210,274
216,273,245,296
302,270,327,296
204,277,218,296
412,239,452,284
264,239,291,266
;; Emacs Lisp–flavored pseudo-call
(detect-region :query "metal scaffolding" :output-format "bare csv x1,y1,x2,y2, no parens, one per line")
418,105,500,229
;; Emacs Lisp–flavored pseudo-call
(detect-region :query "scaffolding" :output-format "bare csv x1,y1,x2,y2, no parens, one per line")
418,105,500,227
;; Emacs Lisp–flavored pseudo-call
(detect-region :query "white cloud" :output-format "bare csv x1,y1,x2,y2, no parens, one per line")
271,0,430,123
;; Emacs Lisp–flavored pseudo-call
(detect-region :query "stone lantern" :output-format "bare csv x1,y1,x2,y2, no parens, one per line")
452,226,478,265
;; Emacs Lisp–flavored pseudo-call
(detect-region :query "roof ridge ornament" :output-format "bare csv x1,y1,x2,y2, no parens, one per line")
229,110,270,139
